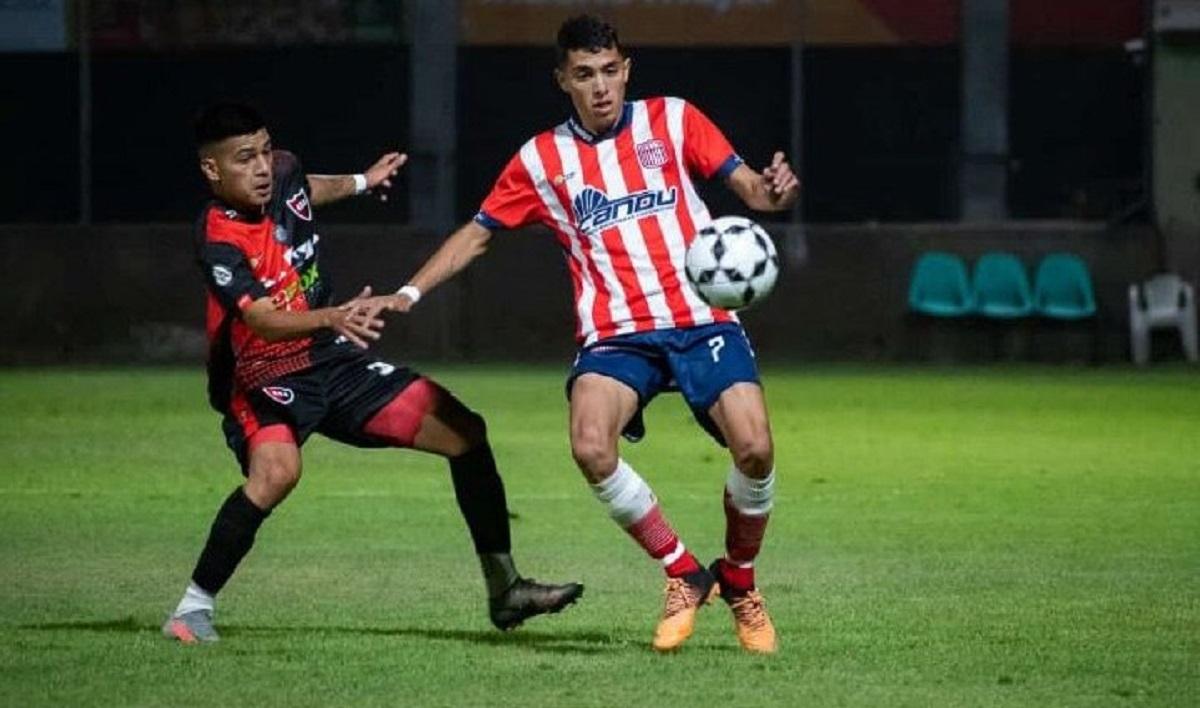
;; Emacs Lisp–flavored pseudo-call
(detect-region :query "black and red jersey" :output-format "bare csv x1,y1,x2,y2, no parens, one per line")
195,150,335,411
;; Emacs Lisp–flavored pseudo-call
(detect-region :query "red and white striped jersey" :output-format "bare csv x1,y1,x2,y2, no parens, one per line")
476,96,743,345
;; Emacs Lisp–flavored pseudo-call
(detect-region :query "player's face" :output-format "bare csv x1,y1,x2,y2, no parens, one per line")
199,128,274,211
557,47,630,134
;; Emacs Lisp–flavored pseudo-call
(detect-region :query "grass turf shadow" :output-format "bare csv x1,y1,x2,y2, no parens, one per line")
18,617,684,655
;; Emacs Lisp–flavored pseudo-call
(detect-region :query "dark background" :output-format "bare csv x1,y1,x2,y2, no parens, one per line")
1,45,1144,224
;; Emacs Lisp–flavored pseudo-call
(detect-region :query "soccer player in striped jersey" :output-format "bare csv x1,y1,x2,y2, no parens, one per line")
357,15,798,653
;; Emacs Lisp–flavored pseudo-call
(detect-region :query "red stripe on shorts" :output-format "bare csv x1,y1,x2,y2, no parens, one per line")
362,378,438,448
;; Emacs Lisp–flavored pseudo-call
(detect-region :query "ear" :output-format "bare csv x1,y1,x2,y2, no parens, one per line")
199,155,220,184
622,56,632,79
554,66,569,94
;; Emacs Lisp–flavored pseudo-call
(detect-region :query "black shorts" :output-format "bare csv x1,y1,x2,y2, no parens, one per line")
222,346,420,473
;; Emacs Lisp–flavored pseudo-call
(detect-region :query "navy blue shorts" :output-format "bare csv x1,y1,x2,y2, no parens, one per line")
566,322,760,446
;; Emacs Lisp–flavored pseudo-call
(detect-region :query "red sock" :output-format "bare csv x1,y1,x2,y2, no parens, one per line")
625,505,700,578
665,550,702,578
717,559,755,592
722,490,770,591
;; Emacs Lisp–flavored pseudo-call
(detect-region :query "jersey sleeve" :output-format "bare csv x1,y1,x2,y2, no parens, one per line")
199,241,266,313
682,101,744,181
475,152,544,230
272,150,307,194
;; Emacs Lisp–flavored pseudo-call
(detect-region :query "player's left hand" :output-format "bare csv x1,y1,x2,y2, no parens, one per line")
364,152,408,202
761,151,800,208
339,293,407,321
338,285,375,310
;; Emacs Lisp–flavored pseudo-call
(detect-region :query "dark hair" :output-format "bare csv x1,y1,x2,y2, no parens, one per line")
556,14,621,65
194,102,266,149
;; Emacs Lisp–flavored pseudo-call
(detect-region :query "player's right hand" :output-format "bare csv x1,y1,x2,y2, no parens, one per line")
341,293,412,321
364,152,408,202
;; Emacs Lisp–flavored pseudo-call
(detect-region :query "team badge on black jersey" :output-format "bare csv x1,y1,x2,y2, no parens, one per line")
286,189,312,221
263,386,295,405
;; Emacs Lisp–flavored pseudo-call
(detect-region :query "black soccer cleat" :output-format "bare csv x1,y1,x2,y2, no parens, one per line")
488,577,584,631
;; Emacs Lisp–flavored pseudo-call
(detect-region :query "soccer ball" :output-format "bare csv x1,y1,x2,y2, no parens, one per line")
684,216,780,310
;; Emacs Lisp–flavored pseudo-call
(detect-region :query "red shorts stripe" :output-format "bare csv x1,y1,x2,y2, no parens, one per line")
247,424,296,450
229,389,261,440
362,377,438,448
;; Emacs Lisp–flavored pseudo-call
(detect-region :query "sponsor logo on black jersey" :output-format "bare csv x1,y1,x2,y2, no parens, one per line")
285,237,317,267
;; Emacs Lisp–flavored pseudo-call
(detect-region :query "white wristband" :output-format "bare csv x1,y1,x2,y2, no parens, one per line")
352,174,368,195
396,284,421,304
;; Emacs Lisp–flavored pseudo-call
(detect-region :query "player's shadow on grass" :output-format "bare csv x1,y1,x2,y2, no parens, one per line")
23,617,144,633
228,625,626,655
20,618,646,655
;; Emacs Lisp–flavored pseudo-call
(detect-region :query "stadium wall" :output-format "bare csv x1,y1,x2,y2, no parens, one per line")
1153,38,1200,288
1,45,1142,225
0,222,1158,366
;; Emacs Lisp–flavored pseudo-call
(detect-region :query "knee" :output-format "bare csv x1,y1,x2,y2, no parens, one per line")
248,457,301,505
730,433,774,478
460,409,487,448
571,427,618,481
442,408,487,458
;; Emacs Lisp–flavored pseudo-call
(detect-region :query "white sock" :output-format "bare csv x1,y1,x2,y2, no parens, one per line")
727,466,775,516
591,458,656,526
173,582,214,617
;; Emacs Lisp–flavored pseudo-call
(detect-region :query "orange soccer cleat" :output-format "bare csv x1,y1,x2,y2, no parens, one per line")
723,588,777,654
709,560,777,654
651,568,717,652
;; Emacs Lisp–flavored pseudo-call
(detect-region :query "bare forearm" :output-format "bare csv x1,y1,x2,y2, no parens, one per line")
740,190,780,212
307,175,358,207
748,188,796,212
403,222,493,296
244,304,334,342
733,176,798,212
727,161,800,212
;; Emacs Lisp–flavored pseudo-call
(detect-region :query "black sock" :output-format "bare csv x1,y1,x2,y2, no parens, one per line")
190,487,270,595
449,442,512,555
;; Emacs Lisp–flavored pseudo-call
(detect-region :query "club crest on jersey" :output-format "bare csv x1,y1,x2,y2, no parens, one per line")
635,139,670,169
572,186,677,233
262,386,295,405
286,189,312,221
211,265,233,287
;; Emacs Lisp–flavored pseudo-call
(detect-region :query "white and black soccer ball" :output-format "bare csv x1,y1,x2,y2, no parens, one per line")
684,216,780,310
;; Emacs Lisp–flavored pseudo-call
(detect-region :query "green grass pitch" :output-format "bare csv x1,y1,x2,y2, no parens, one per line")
1,365,1197,706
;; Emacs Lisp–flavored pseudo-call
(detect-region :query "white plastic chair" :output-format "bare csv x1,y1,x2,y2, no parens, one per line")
1128,274,1199,365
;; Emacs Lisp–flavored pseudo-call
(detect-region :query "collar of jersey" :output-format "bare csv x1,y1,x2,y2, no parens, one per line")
567,102,633,144
213,198,267,223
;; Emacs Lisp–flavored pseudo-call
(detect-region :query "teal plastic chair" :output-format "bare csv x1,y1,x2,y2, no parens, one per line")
972,252,1034,318
908,252,973,317
1034,253,1097,319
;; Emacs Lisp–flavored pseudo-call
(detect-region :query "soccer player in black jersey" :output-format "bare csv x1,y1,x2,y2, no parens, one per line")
163,103,582,643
